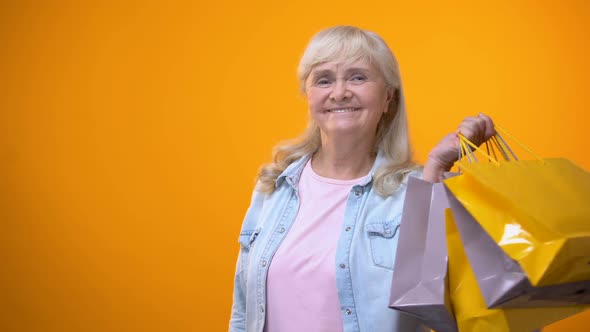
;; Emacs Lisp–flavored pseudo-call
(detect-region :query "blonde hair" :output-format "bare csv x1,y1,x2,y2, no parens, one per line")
256,26,419,196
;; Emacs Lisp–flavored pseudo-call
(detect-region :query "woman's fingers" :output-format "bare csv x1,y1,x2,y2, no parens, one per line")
457,114,495,146
427,132,461,171
426,114,497,176
478,113,496,139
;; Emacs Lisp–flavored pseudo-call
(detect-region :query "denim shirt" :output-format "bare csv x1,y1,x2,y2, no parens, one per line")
229,153,425,332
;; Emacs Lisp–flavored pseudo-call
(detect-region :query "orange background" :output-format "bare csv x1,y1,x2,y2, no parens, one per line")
1,1,589,331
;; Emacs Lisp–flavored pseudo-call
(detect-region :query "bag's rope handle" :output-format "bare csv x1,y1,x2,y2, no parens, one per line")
463,138,478,162
491,135,510,161
458,136,475,173
457,125,543,167
495,125,542,161
485,141,499,162
495,132,518,161
458,134,500,166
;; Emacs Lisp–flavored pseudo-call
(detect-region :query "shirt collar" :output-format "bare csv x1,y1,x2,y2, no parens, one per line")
275,150,386,189
275,154,312,189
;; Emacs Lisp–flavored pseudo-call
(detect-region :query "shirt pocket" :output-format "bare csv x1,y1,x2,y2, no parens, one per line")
365,217,402,271
237,227,261,274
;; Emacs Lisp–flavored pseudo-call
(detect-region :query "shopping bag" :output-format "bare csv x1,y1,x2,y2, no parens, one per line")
389,176,457,332
446,210,589,332
444,127,590,287
445,184,590,308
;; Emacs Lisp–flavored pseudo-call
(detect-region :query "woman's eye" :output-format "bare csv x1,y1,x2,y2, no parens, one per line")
351,75,366,82
316,79,331,86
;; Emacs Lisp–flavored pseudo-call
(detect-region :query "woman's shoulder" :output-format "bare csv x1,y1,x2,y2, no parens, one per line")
405,167,424,182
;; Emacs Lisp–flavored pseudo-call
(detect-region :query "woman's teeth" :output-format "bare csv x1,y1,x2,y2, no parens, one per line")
329,108,359,113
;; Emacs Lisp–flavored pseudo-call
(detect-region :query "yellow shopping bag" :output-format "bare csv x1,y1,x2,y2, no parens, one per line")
446,210,588,332
444,126,590,286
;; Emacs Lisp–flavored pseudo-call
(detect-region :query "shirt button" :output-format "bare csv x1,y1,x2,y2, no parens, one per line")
261,261,267,267
278,227,285,233
339,263,346,269
260,305,265,313
345,308,352,315
354,190,361,196
384,228,391,235
345,226,351,232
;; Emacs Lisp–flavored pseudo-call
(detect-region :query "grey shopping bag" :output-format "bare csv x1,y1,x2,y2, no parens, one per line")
389,176,458,332
444,185,590,308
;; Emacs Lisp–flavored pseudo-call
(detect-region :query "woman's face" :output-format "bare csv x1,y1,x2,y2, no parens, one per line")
305,59,393,140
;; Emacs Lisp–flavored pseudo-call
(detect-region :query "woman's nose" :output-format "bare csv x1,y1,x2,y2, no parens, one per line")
329,80,352,102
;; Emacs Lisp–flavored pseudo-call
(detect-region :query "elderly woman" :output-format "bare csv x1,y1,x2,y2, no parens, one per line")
229,26,494,332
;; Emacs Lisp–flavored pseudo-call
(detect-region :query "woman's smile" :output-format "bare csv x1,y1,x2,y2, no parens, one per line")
327,107,362,113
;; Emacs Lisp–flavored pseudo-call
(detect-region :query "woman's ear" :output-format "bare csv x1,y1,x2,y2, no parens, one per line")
386,86,395,103
384,87,395,112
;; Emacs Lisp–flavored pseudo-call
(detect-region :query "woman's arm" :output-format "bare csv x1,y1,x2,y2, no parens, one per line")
229,252,247,332
228,187,266,331
423,113,495,182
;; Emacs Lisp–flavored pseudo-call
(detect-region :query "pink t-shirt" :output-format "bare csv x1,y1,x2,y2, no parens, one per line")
264,160,366,332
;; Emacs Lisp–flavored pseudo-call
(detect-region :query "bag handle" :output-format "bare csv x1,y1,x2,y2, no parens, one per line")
458,133,500,166
494,125,543,161
457,125,543,167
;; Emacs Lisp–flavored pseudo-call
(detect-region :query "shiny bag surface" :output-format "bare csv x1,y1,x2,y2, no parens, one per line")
444,128,590,287
445,183,590,308
446,210,588,332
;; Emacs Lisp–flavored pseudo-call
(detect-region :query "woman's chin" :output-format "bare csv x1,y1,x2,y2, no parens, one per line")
321,124,368,137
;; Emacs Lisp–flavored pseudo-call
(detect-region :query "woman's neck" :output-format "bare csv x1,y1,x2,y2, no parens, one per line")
311,133,376,180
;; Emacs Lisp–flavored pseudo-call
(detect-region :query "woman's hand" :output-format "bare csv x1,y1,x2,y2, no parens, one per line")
423,113,495,182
